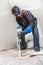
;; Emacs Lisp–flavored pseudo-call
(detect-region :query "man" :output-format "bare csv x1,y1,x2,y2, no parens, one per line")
11,6,40,51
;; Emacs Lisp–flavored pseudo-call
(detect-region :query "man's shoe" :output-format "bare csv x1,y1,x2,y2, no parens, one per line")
34,47,40,51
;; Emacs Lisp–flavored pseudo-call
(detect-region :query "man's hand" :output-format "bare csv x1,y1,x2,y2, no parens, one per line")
24,26,32,34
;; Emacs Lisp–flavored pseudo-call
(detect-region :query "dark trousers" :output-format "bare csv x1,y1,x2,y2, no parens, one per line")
32,21,40,51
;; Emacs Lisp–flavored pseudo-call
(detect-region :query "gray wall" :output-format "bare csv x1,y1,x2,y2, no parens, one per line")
0,0,43,50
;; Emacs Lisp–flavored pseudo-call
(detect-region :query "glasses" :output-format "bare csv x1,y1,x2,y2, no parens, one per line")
14,9,20,16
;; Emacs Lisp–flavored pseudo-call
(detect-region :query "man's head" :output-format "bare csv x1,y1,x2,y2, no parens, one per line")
11,6,20,17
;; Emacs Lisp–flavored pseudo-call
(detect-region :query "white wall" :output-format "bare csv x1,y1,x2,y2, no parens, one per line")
9,0,43,9
0,0,17,50
0,0,43,50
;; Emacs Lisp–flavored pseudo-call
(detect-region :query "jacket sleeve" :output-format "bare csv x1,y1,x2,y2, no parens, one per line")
16,17,23,26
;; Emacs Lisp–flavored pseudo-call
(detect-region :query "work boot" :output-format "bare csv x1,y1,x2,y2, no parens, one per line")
34,47,40,51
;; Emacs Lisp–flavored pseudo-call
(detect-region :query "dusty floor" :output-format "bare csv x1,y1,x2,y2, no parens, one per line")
0,48,43,65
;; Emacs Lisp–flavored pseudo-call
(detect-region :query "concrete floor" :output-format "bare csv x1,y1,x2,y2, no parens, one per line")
0,49,43,65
